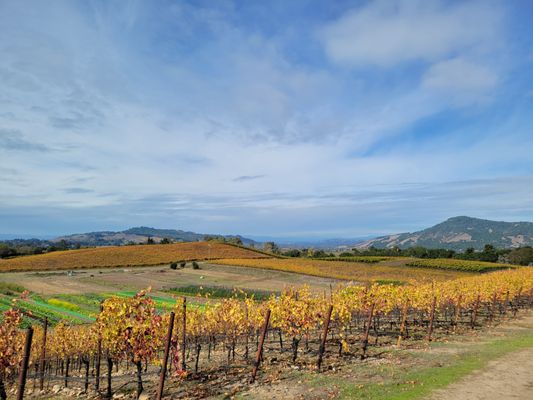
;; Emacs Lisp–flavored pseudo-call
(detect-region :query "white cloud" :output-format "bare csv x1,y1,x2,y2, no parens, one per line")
320,0,502,67
422,57,498,104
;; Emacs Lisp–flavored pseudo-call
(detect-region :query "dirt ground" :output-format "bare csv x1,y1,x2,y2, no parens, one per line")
236,313,533,400
429,346,533,400
0,262,341,296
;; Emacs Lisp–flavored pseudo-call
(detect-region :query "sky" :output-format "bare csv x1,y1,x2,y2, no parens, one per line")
1,0,533,239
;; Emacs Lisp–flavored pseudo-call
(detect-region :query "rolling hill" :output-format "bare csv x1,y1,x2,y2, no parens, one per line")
53,226,257,246
0,242,268,272
355,216,533,251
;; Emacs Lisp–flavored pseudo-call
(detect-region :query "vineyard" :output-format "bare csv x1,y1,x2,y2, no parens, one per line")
314,256,397,263
0,242,269,272
212,258,472,283
1,267,532,399
405,258,515,272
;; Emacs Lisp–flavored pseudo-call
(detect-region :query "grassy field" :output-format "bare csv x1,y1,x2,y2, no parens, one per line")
0,242,268,272
212,258,472,283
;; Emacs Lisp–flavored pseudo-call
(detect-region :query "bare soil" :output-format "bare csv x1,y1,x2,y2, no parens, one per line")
0,262,341,296
429,347,533,400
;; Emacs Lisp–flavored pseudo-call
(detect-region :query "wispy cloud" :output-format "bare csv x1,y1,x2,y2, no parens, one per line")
0,0,532,236
0,129,52,152
233,175,266,182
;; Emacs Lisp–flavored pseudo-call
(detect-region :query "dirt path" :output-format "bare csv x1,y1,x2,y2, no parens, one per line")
430,346,533,400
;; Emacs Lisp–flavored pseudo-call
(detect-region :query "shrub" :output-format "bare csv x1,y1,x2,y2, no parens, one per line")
192,261,200,269
180,262,186,268
170,262,177,270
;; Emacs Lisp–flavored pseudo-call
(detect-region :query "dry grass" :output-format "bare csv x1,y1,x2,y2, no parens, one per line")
0,242,268,272
213,258,473,283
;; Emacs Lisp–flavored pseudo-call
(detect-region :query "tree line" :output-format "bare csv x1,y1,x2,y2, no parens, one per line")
278,244,533,266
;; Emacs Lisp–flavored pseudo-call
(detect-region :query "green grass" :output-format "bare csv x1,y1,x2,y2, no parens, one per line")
308,328,533,400
0,281,26,295
405,258,514,273
163,285,277,300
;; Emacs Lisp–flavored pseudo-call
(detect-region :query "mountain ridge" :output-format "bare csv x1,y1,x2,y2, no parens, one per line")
53,226,257,246
354,216,533,251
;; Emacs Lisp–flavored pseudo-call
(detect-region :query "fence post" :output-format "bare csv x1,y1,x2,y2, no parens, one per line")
156,312,175,400
250,309,271,383
317,305,333,371
17,326,34,400
181,297,187,371
39,318,47,391
397,300,409,346
471,294,481,329
426,297,437,341
361,303,375,360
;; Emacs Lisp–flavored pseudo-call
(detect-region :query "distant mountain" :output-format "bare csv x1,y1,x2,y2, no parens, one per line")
54,226,257,246
355,216,533,251
275,237,371,250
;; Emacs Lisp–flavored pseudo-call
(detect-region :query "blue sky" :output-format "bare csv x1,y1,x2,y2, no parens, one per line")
1,0,533,239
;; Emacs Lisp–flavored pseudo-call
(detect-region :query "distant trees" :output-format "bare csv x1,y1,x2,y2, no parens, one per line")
160,237,172,244
282,249,301,257
503,247,533,266
263,241,280,254
146,237,155,245
203,235,243,246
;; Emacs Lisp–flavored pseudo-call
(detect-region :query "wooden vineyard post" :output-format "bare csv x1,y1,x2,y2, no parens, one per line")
156,311,175,400
426,297,437,341
39,318,48,391
317,305,333,371
181,297,187,371
361,303,375,360
250,309,271,383
95,302,103,391
489,292,497,323
397,300,409,346
513,287,522,316
503,291,510,315
452,294,462,332
17,326,34,400
471,294,481,329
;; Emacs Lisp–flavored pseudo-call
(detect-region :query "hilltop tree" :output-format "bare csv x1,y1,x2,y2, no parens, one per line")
263,241,280,254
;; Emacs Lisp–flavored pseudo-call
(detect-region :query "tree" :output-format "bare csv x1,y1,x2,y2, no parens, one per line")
160,238,172,244
170,262,178,270
263,241,280,254
146,237,155,245
506,247,533,265
282,249,301,257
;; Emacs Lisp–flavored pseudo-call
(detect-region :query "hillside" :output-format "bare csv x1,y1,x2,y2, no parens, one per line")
0,242,268,272
355,216,533,251
53,226,257,246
